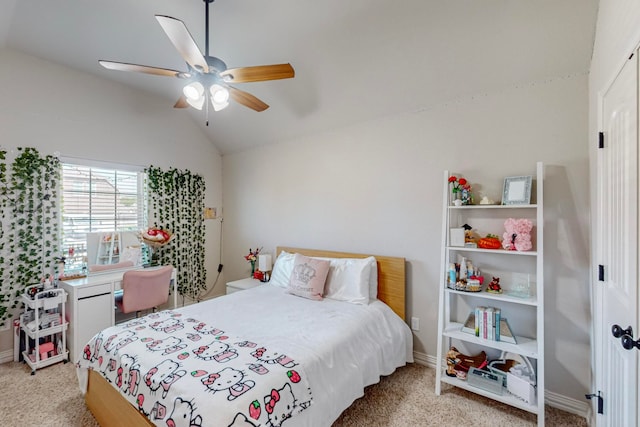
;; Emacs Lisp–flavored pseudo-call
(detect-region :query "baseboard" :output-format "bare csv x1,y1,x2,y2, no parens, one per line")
545,390,592,420
414,351,591,421
0,349,14,364
413,350,437,368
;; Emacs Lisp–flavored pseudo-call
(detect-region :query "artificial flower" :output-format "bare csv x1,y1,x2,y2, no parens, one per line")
244,247,262,263
449,175,468,193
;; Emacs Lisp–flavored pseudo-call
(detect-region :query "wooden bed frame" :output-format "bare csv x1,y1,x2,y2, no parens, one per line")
85,247,406,426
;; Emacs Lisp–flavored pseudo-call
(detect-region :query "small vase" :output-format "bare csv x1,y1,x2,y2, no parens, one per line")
250,260,256,277
451,191,461,205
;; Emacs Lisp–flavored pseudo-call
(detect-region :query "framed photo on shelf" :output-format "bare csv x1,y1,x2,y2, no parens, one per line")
502,175,532,205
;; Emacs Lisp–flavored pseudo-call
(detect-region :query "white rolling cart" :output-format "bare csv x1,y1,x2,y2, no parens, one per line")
21,284,69,374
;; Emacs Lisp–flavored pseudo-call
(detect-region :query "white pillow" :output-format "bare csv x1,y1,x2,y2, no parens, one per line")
322,256,376,305
271,252,378,303
269,251,296,288
368,258,378,301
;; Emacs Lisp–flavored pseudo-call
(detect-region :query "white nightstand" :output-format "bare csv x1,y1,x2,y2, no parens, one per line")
226,278,261,294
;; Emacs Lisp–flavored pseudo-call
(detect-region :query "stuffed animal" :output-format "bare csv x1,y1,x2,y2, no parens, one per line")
502,218,533,251
462,223,479,245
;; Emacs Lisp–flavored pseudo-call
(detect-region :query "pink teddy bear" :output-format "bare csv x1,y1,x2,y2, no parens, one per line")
502,218,533,251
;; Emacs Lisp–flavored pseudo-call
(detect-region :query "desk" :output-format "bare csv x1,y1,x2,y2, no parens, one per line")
60,266,176,363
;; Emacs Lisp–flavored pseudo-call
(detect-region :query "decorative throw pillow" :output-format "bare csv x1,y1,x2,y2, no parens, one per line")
286,254,330,300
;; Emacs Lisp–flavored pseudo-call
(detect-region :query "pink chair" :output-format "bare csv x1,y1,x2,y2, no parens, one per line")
115,266,173,317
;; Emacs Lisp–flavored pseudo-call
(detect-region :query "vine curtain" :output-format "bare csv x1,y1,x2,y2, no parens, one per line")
0,152,208,325
0,148,61,327
146,166,207,301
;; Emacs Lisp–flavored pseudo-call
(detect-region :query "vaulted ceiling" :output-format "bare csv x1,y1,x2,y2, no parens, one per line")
0,0,598,154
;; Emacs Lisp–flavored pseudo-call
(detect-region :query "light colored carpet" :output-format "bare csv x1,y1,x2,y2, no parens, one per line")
0,361,587,426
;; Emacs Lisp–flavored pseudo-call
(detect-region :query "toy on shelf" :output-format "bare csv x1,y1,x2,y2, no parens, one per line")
502,218,533,251
477,234,502,250
446,346,488,379
487,277,502,294
462,224,479,248
479,196,495,205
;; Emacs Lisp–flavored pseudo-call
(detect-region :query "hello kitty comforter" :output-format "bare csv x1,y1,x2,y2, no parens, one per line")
77,309,313,427
77,284,413,427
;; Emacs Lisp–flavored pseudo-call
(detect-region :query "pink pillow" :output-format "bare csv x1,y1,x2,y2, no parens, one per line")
286,254,330,300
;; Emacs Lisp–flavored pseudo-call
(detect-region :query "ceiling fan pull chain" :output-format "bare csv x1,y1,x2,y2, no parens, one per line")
205,95,210,126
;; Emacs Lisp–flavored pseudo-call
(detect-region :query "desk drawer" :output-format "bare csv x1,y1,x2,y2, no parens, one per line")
78,283,112,299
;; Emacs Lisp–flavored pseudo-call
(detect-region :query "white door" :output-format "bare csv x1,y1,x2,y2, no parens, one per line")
596,50,639,426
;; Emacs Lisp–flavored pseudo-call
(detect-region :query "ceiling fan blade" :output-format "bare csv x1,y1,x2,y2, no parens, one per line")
155,15,209,74
227,86,269,112
99,60,187,78
220,63,295,83
174,95,189,108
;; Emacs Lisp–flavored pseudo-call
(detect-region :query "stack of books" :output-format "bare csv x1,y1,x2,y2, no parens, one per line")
461,307,516,344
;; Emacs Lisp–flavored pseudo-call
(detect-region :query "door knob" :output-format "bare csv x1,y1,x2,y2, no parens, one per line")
621,334,640,351
611,324,633,338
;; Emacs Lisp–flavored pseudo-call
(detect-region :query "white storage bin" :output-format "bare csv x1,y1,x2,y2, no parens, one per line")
507,371,537,405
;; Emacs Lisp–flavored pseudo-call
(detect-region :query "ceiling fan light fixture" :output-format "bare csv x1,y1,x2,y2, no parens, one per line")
183,81,205,110
210,83,229,111
210,84,229,104
186,96,205,110
211,99,229,111
183,81,204,101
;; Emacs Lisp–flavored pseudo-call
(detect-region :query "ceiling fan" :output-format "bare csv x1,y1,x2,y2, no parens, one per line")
99,0,294,120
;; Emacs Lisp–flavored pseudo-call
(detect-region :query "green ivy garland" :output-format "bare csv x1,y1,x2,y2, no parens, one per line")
0,147,60,327
145,166,206,301
0,150,7,324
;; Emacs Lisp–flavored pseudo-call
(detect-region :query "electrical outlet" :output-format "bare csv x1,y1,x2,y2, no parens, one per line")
411,317,420,331
204,207,217,219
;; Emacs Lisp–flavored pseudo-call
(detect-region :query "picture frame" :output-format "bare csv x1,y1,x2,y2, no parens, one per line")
450,228,465,247
502,175,532,205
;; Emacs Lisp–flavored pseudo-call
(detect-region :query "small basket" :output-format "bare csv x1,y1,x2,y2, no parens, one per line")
488,352,536,404
468,367,505,395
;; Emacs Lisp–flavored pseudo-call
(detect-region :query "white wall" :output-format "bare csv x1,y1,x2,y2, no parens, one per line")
0,48,223,356
223,73,591,402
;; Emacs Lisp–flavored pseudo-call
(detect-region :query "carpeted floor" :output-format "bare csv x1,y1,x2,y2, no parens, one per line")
0,361,587,426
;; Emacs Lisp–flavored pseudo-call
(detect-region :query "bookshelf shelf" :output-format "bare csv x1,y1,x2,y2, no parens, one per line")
435,163,545,426
445,288,538,307
443,323,539,359
440,373,538,413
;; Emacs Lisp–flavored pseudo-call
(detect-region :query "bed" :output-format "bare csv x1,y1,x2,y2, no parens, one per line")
77,247,413,427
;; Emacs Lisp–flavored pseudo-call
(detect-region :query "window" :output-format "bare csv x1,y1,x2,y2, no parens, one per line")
61,162,147,272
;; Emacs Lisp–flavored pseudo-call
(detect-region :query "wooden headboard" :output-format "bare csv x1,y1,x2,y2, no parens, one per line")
276,247,406,320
